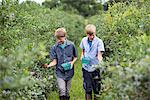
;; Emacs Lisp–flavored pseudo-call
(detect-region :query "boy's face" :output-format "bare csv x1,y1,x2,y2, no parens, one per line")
56,35,66,44
87,32,95,41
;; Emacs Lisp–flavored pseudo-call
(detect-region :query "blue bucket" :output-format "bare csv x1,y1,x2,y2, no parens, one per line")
82,57,90,65
61,62,71,71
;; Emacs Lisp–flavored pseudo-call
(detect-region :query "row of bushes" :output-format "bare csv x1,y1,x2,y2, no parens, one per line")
0,0,149,99
88,1,150,99
0,1,84,99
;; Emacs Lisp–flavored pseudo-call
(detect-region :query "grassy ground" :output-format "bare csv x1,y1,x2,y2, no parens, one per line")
48,48,85,100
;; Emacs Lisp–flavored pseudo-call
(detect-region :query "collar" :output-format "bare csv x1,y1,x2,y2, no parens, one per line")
55,39,72,47
86,36,97,43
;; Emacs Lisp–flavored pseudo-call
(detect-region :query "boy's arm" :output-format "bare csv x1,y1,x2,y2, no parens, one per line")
80,49,85,61
70,57,78,66
97,39,105,63
44,59,57,68
71,44,78,66
79,39,85,61
45,45,57,68
98,51,103,63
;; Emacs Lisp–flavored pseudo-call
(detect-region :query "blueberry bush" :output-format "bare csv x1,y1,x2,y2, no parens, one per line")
0,0,149,100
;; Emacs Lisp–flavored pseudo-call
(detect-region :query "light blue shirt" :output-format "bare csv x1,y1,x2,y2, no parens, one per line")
80,36,105,72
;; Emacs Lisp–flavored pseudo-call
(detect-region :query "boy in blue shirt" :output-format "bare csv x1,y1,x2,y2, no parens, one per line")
80,24,105,100
44,28,78,100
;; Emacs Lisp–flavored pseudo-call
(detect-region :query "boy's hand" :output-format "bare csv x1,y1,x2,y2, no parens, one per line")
80,57,82,61
70,62,74,69
80,56,83,61
43,64,49,68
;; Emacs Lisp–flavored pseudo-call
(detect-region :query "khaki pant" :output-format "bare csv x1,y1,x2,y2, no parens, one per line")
57,77,72,97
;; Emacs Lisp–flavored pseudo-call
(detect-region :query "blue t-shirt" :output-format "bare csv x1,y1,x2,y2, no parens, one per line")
88,38,92,48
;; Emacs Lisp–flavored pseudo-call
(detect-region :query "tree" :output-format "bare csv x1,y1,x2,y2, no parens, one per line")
42,0,103,17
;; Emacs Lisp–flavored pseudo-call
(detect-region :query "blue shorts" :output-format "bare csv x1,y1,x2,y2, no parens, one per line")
82,68,101,95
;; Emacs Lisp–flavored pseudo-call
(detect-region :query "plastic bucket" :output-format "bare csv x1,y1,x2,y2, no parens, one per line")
61,62,71,71
82,57,90,65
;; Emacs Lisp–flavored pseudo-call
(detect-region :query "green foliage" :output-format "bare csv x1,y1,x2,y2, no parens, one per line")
0,1,84,99
0,0,149,99
0,0,19,29
100,36,150,99
42,0,103,17
89,1,149,58
88,1,150,99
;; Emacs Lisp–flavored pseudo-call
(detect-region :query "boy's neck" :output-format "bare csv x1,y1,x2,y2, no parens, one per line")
88,37,93,41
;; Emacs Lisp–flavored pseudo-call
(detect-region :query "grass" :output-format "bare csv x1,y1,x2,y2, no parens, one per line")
48,48,85,100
